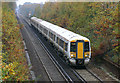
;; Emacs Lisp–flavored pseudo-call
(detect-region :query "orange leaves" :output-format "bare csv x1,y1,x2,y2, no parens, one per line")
112,43,119,47
115,34,120,39
94,30,101,34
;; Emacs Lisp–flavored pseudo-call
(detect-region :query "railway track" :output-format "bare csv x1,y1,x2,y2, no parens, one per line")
54,47,103,82
103,57,120,80
74,68,103,82
22,17,87,82
21,16,104,82
19,16,68,81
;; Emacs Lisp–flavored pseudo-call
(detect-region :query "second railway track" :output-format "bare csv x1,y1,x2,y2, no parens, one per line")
20,16,104,82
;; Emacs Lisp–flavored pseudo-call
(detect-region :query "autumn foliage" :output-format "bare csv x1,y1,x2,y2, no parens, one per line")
33,2,120,64
2,3,30,81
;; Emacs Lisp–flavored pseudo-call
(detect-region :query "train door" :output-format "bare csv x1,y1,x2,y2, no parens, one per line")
77,40,84,59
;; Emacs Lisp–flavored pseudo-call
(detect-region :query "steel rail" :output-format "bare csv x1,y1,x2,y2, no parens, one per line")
86,67,103,82
23,17,73,82
23,23,53,82
19,16,53,81
34,29,73,82
56,54,87,83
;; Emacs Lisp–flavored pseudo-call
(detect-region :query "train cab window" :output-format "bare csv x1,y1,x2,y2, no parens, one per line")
84,42,90,52
70,42,76,52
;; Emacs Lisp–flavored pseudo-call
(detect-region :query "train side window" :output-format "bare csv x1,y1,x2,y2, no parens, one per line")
45,29,48,35
62,40,64,48
65,43,68,51
60,39,64,48
51,32,53,40
57,37,59,43
43,28,45,33
49,32,51,38
49,32,51,37
49,32,53,40
53,34,55,41
39,25,41,31
40,25,41,31
44,28,48,35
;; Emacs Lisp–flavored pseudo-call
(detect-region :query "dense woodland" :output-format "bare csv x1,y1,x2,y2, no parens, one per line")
2,2,30,81
20,2,120,64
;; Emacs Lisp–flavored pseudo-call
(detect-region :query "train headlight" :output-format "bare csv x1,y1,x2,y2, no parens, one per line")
71,54,74,57
85,55,89,57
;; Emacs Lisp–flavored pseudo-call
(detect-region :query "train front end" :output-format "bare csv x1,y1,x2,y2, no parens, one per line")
69,40,91,66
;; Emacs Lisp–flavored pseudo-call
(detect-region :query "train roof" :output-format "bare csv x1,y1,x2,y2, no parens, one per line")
31,17,90,42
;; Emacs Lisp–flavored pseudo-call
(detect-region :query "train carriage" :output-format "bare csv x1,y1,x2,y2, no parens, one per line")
31,17,91,66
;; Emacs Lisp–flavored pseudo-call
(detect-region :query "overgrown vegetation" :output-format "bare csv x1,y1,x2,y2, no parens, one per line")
2,2,30,81
0,2,2,82
33,2,120,64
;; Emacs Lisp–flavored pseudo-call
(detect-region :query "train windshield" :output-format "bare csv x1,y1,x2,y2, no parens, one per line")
84,42,90,52
70,42,76,52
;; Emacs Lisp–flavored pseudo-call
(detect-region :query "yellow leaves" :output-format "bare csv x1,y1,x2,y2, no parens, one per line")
9,68,15,75
4,76,10,79
0,55,2,58
2,63,15,80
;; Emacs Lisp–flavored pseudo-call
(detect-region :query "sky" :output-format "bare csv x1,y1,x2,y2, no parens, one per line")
16,0,47,6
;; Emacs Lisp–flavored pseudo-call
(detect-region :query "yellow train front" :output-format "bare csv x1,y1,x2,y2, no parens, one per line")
68,39,91,66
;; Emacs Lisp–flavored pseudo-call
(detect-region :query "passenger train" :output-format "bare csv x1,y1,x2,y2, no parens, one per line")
30,17,91,66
